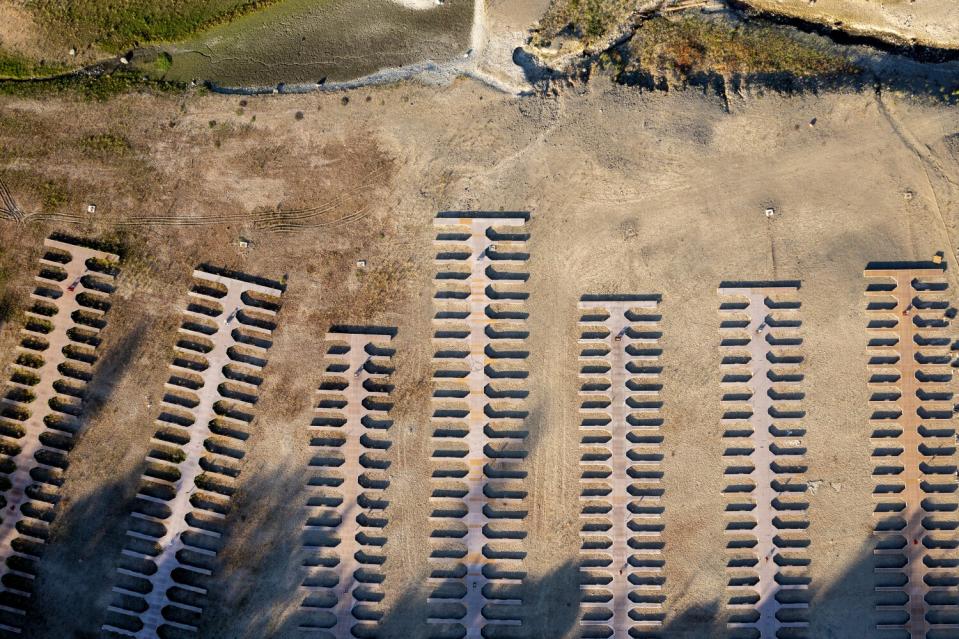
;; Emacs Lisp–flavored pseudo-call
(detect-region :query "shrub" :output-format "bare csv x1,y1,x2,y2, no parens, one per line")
44,413,75,432
0,440,21,456
63,344,96,364
76,291,110,311
38,267,67,282
534,0,636,48
0,292,16,324
25,317,54,334
38,180,68,212
67,327,99,346
30,302,57,317
86,257,120,275
20,335,49,351
79,132,132,157
0,405,30,421
5,388,36,404
0,49,67,79
626,15,857,81
15,352,44,368
11,371,41,386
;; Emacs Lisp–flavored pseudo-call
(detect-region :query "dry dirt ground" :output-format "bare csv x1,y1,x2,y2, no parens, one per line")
0,3,49,61
741,0,959,50
0,75,957,639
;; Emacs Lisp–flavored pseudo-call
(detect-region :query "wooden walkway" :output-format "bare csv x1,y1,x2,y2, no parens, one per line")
428,212,530,637
577,296,665,638
299,329,394,636
719,283,809,638
0,238,118,635
866,265,959,637
101,269,282,639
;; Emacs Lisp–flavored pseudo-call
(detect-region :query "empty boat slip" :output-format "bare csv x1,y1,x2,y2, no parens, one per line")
577,296,666,638
298,328,395,636
865,264,959,638
101,267,282,639
427,212,531,637
718,282,809,639
0,237,118,635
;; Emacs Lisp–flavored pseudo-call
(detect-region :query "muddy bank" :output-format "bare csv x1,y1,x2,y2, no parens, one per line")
524,3,959,108
157,0,474,86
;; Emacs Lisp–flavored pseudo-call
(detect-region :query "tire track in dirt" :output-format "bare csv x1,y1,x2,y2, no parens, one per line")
0,165,389,232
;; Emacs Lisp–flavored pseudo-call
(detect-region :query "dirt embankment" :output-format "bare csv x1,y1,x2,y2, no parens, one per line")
738,0,959,50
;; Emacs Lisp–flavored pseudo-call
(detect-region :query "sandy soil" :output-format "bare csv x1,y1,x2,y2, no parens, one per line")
470,0,552,89
0,74,956,638
742,0,959,50
391,0,442,9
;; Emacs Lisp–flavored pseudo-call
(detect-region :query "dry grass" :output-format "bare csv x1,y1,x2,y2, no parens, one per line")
534,0,639,48
351,257,416,321
0,49,66,80
0,104,163,217
28,0,283,53
626,15,857,80
78,132,133,158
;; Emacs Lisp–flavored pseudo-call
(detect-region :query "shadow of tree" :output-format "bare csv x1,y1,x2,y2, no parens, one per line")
19,320,150,638
14,403,930,639
196,456,306,639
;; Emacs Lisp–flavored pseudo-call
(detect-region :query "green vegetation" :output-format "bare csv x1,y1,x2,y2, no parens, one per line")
5,388,36,404
37,179,68,211
79,132,133,157
0,68,185,102
11,371,41,386
20,335,49,351
43,413,73,430
0,405,30,422
626,15,857,80
86,256,121,275
154,51,173,74
25,317,54,334
0,49,67,80
30,302,57,317
50,230,132,261
535,0,637,48
28,0,284,52
0,255,14,324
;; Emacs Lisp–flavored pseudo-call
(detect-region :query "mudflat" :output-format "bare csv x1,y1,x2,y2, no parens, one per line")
161,0,475,86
